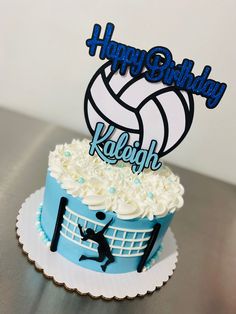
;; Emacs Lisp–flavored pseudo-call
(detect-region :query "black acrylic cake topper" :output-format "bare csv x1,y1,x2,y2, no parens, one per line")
78,218,115,272
84,23,227,174
84,60,194,160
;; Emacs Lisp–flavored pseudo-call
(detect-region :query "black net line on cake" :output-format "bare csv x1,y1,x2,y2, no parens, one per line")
59,206,153,257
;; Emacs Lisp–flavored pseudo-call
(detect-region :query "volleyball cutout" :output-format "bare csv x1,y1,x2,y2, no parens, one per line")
84,62,194,157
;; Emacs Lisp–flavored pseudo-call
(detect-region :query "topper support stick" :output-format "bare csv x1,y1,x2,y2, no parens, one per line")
50,197,68,252
137,223,161,273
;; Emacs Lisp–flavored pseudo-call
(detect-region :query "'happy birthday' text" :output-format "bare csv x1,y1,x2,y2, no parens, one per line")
86,23,227,109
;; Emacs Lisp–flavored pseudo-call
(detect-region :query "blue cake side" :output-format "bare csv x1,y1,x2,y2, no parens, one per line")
40,171,175,274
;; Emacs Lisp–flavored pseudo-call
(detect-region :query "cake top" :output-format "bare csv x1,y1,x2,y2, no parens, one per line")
49,139,184,220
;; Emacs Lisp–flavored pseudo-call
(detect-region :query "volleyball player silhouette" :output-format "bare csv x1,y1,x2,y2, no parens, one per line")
78,218,115,272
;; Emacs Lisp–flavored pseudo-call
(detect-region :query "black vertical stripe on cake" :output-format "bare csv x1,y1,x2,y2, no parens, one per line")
137,223,161,273
50,197,68,252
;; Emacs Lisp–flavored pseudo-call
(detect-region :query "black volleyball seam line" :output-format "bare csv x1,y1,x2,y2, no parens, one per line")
136,111,143,149
88,91,140,134
104,59,115,82
160,89,189,156
186,91,194,129
84,61,113,134
152,98,169,157
88,92,139,133
161,88,193,157
106,68,115,82
86,61,113,95
116,72,146,98
137,86,178,111
84,94,95,138
172,88,193,135
166,87,194,130
101,70,138,113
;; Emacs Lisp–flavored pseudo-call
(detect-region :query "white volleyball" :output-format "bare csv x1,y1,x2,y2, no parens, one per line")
84,62,194,156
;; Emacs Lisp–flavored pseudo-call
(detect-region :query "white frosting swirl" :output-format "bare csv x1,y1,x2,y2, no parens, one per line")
48,139,184,220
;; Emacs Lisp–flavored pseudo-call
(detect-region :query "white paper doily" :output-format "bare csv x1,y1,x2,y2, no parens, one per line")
16,188,178,300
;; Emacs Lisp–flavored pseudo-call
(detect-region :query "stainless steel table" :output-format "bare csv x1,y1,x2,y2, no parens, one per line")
0,107,235,314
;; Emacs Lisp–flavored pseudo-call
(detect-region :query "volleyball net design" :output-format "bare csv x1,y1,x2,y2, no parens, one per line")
60,206,153,257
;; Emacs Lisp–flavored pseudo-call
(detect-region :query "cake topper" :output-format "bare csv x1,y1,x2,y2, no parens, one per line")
84,23,226,174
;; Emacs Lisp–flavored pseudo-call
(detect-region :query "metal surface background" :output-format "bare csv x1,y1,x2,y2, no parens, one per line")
0,108,235,314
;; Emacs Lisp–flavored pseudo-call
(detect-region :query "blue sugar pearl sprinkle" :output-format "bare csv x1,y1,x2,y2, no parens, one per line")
118,162,125,168
108,187,116,194
77,177,85,184
64,151,72,157
147,192,154,199
134,178,141,185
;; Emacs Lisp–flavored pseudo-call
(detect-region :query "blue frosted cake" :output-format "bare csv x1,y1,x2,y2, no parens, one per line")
38,139,184,274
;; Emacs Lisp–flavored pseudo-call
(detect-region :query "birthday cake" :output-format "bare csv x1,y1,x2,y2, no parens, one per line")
39,140,183,273
35,23,226,276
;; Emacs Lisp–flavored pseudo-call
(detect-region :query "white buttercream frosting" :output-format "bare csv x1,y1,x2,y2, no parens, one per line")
48,139,184,220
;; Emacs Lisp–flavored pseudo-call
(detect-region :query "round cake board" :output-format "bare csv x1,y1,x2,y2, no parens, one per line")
16,188,178,300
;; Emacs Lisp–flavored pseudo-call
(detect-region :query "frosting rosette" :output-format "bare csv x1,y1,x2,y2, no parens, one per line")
48,139,184,220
